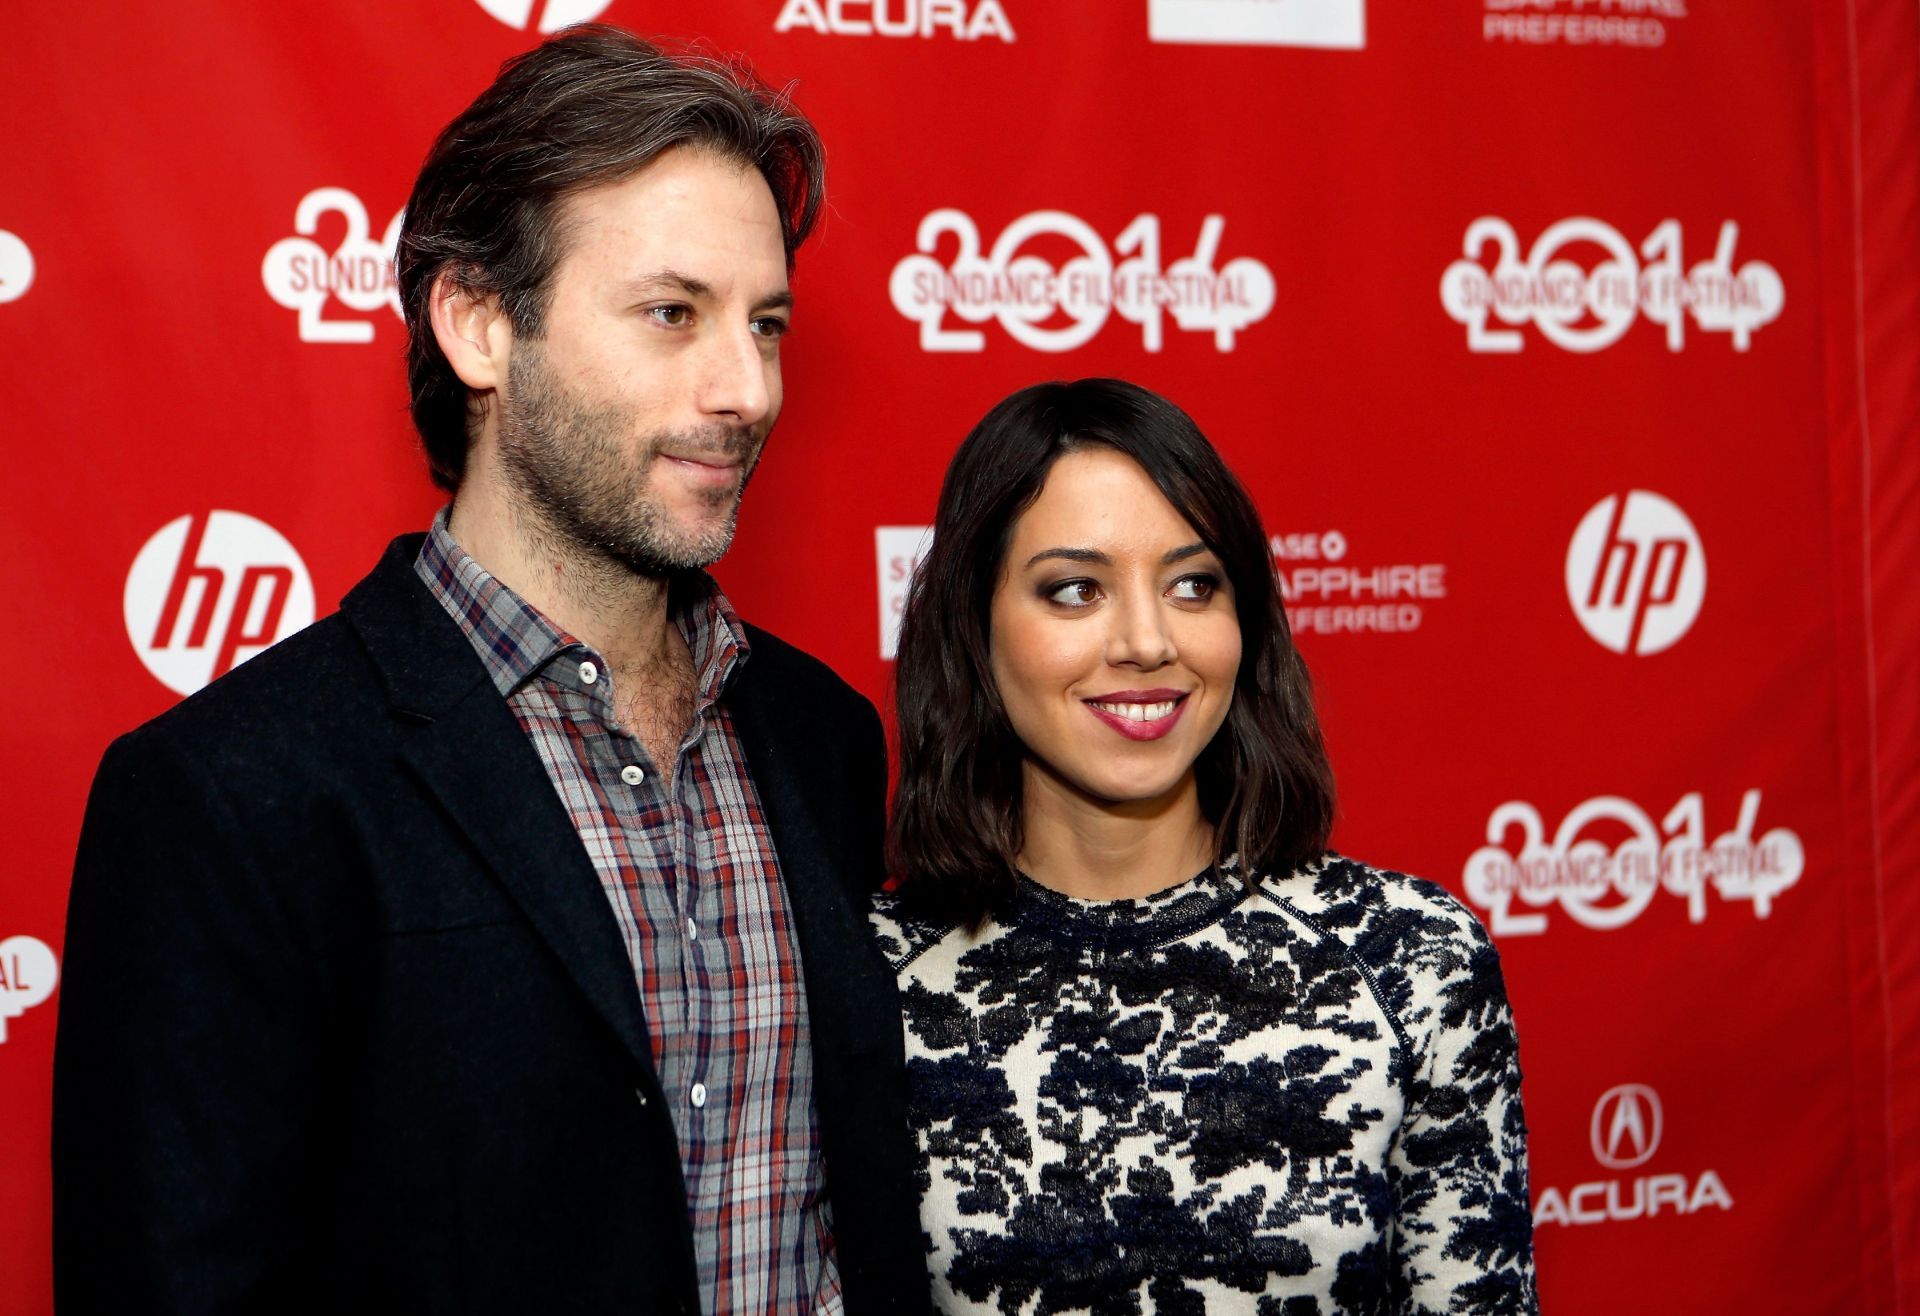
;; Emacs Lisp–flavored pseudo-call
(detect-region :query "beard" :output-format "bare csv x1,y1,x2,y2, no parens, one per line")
494,341,766,578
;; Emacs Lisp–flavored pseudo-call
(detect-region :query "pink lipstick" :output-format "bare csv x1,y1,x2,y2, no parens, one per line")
1082,689,1190,742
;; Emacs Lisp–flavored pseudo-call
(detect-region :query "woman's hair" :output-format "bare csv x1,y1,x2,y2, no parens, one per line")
888,378,1336,925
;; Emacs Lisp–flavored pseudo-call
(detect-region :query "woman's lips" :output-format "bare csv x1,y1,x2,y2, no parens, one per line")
1083,691,1190,742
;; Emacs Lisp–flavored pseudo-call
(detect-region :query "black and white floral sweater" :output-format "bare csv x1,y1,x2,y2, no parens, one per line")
869,853,1537,1315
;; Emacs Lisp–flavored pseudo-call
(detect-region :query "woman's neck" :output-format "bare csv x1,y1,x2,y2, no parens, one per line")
1014,765,1215,901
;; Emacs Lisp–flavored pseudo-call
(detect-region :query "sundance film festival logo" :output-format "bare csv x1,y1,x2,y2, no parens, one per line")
876,525,933,659
1441,217,1782,353
124,512,317,698
1463,788,1805,936
262,189,402,344
892,211,1274,353
1149,0,1364,48
1534,1083,1733,1227
0,936,58,1043
0,229,33,304
472,0,612,31
1566,491,1703,655
776,0,1015,40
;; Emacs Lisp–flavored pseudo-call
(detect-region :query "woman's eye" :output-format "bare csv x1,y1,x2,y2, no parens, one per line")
1169,574,1218,602
1043,579,1100,607
647,305,691,327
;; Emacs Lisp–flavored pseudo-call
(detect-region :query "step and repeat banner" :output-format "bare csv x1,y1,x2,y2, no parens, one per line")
4,2,1915,1312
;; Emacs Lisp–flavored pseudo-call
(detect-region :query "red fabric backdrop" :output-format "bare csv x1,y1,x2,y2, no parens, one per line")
3,2,1915,1311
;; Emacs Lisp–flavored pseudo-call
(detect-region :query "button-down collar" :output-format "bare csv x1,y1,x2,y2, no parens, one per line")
416,507,751,712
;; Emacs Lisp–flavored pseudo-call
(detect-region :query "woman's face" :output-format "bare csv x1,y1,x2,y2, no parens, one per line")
989,446,1242,812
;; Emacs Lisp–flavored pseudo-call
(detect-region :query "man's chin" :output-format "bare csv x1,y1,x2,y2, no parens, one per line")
618,516,741,575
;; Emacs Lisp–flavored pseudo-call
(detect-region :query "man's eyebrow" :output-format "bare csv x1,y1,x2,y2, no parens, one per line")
625,269,714,299
1025,547,1112,567
623,270,793,314
1162,543,1210,565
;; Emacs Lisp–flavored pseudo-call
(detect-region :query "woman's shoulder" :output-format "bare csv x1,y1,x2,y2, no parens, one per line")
1281,850,1486,927
1259,852,1504,998
869,885,966,975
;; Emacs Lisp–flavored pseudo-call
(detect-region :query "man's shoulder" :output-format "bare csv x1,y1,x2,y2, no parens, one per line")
740,621,876,718
117,611,383,766
124,531,476,755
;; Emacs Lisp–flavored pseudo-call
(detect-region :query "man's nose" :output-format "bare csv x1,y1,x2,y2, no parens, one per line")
699,324,774,428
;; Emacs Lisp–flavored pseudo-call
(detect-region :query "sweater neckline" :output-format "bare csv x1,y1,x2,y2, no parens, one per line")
1005,860,1253,949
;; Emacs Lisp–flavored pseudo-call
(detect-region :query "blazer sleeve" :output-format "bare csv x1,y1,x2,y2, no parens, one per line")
53,723,350,1314
849,692,891,897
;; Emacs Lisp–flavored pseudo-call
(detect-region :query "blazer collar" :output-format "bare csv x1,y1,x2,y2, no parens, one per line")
338,535,885,1074
340,534,658,1075
727,647,895,1065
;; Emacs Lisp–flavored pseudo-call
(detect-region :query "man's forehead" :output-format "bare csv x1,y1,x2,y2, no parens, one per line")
553,152,788,294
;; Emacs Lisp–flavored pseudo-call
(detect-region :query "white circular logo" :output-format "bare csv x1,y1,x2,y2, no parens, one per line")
1590,1083,1664,1170
123,511,317,697
1565,491,1705,655
472,0,613,32
0,935,59,1043
0,229,35,304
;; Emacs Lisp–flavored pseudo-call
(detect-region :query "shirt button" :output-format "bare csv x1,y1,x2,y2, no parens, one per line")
621,764,645,786
690,1082,707,1109
686,918,698,941
578,660,599,685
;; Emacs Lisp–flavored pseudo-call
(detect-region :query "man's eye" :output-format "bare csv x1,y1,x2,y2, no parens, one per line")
1043,580,1100,607
752,317,790,339
647,305,691,327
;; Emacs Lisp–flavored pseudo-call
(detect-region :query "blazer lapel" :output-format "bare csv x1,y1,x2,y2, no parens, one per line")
342,536,657,1075
728,661,892,1064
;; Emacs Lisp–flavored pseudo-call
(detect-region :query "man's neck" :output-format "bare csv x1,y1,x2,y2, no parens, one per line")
446,482,680,679
1014,766,1215,903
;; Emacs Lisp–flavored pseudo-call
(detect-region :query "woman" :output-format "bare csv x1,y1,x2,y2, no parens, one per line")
874,379,1537,1314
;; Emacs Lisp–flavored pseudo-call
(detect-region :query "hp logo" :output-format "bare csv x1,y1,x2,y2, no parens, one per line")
1565,491,1705,655
123,511,316,697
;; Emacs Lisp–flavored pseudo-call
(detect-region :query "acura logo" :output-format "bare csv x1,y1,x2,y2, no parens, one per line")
1590,1083,1663,1170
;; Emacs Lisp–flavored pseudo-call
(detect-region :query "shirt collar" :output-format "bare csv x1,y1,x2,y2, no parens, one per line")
415,506,751,707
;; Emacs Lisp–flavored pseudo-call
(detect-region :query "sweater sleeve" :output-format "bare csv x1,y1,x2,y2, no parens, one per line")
1388,916,1539,1315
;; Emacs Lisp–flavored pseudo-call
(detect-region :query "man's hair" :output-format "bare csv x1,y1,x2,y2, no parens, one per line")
396,25,826,491
887,378,1337,927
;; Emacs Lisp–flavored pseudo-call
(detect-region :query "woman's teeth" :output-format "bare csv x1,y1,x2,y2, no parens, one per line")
1089,699,1178,721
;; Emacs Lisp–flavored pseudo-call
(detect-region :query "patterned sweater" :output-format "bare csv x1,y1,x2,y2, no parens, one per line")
870,854,1537,1315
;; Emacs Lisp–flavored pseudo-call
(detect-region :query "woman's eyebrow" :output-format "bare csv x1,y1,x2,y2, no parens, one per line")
1023,543,1211,567
1025,547,1110,567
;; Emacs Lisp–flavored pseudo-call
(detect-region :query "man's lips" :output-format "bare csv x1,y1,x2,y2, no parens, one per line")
660,452,744,486
1082,689,1191,742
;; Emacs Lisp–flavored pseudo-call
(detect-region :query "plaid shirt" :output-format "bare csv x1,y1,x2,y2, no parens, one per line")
417,513,840,1315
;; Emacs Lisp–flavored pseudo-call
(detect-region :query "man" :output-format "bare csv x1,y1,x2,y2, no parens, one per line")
54,27,926,1315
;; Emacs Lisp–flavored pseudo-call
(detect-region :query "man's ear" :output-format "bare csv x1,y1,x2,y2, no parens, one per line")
429,271,512,391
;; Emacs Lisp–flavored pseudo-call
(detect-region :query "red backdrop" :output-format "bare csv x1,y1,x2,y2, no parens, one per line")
3,2,1916,1311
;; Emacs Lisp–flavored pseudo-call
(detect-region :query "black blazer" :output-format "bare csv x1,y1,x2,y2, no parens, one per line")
53,534,929,1315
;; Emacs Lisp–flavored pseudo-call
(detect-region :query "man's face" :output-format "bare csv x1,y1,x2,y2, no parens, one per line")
494,146,792,576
